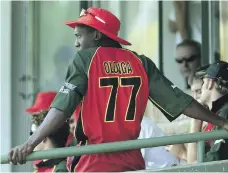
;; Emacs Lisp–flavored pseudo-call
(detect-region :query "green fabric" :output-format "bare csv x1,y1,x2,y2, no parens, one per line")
137,54,193,121
204,102,228,162
68,138,77,147
50,48,97,117
54,160,68,172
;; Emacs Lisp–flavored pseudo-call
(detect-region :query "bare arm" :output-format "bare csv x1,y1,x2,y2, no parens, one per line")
183,100,226,128
168,20,178,33
8,52,88,165
166,144,187,161
172,1,189,40
187,119,202,163
8,108,69,165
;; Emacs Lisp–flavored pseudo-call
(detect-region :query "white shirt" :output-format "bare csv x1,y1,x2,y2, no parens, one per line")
139,117,183,170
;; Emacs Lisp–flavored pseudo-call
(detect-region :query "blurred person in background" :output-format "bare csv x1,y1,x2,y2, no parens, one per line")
139,116,184,169
166,66,208,162
169,1,220,54
169,1,202,44
8,7,228,172
167,62,228,163
25,92,69,172
152,40,201,136
187,61,228,163
175,39,201,89
188,72,203,100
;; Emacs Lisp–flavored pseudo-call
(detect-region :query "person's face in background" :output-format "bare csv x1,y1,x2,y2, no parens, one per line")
176,45,201,79
200,77,213,106
191,79,203,100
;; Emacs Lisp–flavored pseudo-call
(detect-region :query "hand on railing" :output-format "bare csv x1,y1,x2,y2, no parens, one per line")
3,130,228,165
8,141,34,165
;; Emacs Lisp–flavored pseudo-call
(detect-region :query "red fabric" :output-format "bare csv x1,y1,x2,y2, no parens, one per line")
66,142,81,172
33,160,43,167
65,133,74,147
33,161,55,173
73,105,81,122
64,8,131,45
204,123,214,145
74,150,144,172
25,92,57,113
204,112,219,145
204,123,214,132
74,47,149,172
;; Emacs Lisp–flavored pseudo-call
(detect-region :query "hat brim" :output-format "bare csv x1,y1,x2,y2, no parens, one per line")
64,17,131,46
195,71,207,78
195,64,210,78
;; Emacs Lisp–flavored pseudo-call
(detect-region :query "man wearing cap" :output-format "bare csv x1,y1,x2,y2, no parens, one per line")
187,61,228,162
8,8,228,172
165,65,209,162
25,92,69,172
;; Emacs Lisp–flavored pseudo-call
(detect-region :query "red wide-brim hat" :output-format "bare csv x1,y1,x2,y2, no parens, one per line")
25,92,57,113
64,8,131,46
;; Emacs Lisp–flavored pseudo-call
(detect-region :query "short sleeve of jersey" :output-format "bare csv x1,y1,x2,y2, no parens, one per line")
139,55,193,121
51,49,95,117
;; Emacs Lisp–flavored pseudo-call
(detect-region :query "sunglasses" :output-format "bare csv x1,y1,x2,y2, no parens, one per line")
80,9,106,24
175,54,199,64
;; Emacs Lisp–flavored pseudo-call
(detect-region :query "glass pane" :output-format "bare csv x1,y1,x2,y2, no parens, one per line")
38,1,80,91
220,1,228,62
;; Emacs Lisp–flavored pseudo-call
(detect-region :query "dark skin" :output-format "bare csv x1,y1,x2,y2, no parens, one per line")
8,25,228,165
74,25,102,51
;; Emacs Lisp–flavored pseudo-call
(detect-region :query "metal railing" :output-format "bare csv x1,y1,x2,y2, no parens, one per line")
1,130,228,164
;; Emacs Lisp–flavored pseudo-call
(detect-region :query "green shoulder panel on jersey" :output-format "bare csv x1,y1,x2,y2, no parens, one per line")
132,52,193,121
50,47,99,117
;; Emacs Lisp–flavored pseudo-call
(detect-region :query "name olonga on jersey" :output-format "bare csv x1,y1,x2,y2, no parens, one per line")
103,61,133,75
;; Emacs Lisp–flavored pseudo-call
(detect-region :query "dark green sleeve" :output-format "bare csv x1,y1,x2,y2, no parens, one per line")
204,109,228,162
50,48,96,117
53,160,68,172
140,55,193,121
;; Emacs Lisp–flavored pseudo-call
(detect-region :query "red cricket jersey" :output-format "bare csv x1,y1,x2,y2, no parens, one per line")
74,47,149,172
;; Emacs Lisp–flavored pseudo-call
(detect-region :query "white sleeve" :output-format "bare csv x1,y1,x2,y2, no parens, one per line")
139,117,181,170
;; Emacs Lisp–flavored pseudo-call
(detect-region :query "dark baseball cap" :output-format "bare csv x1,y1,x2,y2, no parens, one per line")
196,61,228,84
195,64,210,74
